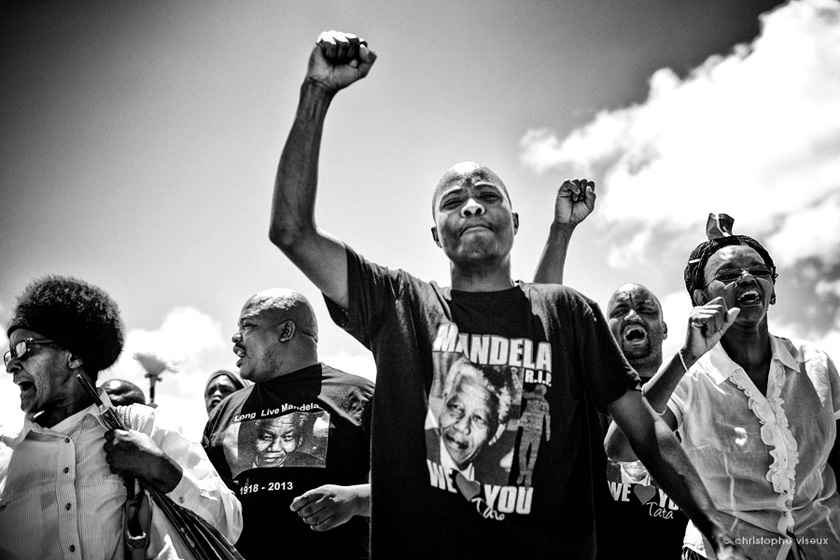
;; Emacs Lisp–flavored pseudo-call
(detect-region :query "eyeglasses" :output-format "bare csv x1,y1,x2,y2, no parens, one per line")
704,265,776,288
4,338,57,367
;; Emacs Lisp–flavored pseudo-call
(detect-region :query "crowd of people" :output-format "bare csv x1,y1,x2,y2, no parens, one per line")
1,29,838,560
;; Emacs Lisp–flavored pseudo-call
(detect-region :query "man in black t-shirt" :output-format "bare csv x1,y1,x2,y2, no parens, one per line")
601,284,688,557
532,186,688,558
267,30,747,560
202,288,373,560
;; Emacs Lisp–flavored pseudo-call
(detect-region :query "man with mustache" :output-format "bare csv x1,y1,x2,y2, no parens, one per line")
202,288,373,560
533,181,688,557
600,283,689,558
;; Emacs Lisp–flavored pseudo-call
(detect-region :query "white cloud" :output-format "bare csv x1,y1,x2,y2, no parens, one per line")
114,306,229,373
521,0,840,268
764,191,840,265
816,279,840,298
658,290,694,360
521,0,840,348
321,351,377,383
771,307,840,365
99,306,235,441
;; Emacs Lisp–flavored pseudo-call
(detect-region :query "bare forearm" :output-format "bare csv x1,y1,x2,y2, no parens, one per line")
643,349,700,412
604,420,636,461
630,418,719,538
533,222,576,284
269,80,350,305
608,391,741,556
270,81,335,250
348,483,371,517
605,352,688,460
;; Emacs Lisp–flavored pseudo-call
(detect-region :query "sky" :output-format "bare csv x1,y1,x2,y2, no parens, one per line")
3,0,838,441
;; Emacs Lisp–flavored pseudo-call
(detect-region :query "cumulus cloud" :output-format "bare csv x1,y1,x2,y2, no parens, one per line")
521,0,840,357
98,306,235,440
521,0,840,261
23,306,236,440
658,290,694,356
321,351,377,382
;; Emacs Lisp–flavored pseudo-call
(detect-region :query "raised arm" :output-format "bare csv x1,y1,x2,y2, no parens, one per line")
533,179,595,284
269,31,377,308
605,296,739,461
607,391,748,560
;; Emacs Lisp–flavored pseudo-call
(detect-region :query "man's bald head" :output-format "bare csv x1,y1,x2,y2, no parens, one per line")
606,283,667,377
607,283,663,316
100,378,146,406
431,162,512,218
241,288,319,341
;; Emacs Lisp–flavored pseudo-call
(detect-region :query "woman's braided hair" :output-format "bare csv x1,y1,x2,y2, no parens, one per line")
683,214,777,300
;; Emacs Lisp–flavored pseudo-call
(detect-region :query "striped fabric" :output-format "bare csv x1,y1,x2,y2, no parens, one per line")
0,403,242,559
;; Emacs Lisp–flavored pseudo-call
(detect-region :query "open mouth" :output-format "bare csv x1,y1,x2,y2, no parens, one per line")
233,347,246,368
17,380,34,394
623,325,647,343
737,289,761,305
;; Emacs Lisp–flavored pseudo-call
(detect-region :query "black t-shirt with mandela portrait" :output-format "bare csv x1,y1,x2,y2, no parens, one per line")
202,363,373,560
325,247,639,560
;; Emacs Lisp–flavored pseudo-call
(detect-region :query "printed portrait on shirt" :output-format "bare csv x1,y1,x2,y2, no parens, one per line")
225,410,328,478
427,323,556,520
427,352,524,487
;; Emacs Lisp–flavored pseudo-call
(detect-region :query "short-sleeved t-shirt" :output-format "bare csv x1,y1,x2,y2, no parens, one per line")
325,247,639,560
596,457,688,557
202,363,374,560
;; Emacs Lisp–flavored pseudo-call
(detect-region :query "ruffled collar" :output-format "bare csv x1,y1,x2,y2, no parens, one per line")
707,335,799,510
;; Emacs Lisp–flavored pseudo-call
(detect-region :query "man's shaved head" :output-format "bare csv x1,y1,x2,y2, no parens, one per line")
606,283,667,377
100,378,146,406
242,288,319,341
431,162,512,218
607,283,663,316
